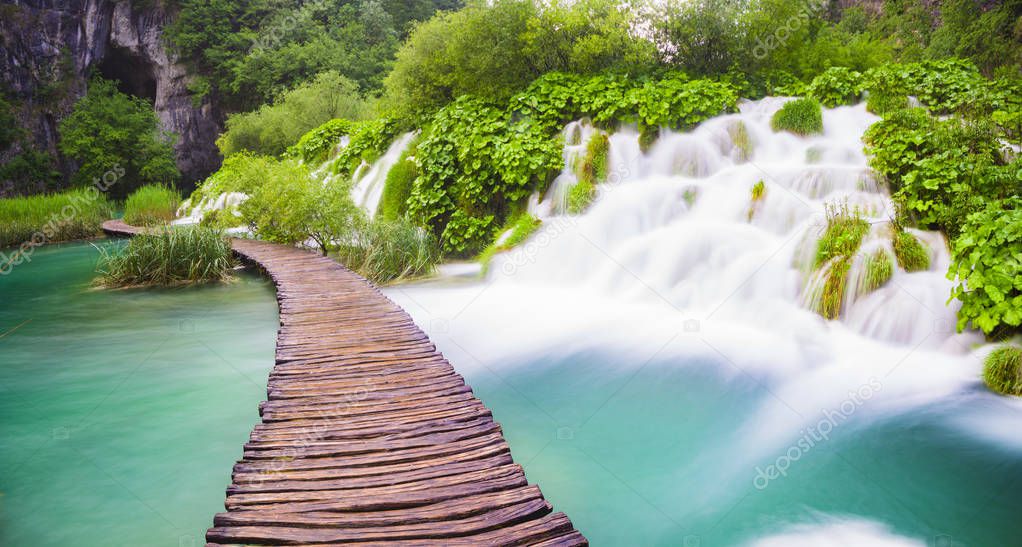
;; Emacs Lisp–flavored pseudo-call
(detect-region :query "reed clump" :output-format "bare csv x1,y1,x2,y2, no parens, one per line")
96,225,235,287
0,189,113,248
123,185,181,226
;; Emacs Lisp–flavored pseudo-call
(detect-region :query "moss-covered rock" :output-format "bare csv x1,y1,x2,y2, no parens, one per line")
983,346,1022,396
772,98,824,136
892,230,930,272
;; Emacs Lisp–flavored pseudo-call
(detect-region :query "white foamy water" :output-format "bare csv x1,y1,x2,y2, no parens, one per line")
349,131,416,217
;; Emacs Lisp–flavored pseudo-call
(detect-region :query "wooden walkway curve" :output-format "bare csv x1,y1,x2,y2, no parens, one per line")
101,220,585,546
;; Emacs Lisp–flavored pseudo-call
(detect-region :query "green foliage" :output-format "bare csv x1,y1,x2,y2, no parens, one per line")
806,67,864,107
928,0,1022,76
408,96,561,250
815,203,870,268
892,230,931,272
337,217,441,283
240,159,363,254
58,78,179,198
185,153,275,216
439,209,497,256
95,226,235,287
861,250,894,293
638,124,659,153
866,92,910,116
217,72,370,157
164,0,448,111
0,189,113,249
123,185,181,226
331,119,400,179
383,0,656,120
580,132,609,185
983,346,1022,396
377,144,419,222
0,148,61,195
772,98,824,136
478,212,543,270
287,119,354,164
568,179,596,215
818,256,852,320
949,198,1022,335
729,120,752,161
751,180,766,202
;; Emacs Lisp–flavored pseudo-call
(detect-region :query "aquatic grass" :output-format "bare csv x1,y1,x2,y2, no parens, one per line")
0,189,113,249
123,184,181,226
815,203,870,268
747,180,766,221
95,225,235,287
729,120,752,161
820,257,851,320
983,346,1022,396
771,97,823,136
337,219,440,284
580,132,610,185
478,213,542,267
568,180,596,214
892,230,930,272
860,250,894,293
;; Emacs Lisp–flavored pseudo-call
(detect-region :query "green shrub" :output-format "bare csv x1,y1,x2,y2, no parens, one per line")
58,78,179,198
216,72,370,157
983,346,1022,396
377,146,419,222
892,230,930,272
771,98,823,136
866,92,909,116
331,119,400,179
816,203,870,268
0,189,113,249
286,119,353,164
240,160,362,255
439,209,498,257
123,185,181,226
337,218,441,284
806,67,864,107
949,198,1022,335
95,226,235,287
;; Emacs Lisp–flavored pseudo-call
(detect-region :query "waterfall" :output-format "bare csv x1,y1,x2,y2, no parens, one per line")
349,131,416,218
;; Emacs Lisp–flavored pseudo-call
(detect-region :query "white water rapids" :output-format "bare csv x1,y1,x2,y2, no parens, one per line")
384,97,1022,545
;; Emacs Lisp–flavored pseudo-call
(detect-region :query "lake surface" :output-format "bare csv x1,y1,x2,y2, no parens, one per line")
0,241,277,546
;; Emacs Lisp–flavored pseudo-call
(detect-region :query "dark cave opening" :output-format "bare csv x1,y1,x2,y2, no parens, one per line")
97,45,157,103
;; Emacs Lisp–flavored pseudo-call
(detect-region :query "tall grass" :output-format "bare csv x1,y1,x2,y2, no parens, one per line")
772,97,824,135
95,226,235,287
337,219,440,284
123,185,181,226
0,189,113,248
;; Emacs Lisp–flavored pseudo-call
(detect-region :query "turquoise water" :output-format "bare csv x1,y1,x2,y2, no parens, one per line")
0,242,277,546
388,285,1022,546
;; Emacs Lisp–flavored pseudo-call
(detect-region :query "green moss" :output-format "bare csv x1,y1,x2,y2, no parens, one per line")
730,120,752,161
983,346,1022,396
478,213,542,266
638,124,659,153
377,144,419,222
771,97,824,136
748,180,766,221
683,187,699,207
892,230,930,272
861,250,894,293
819,256,851,320
568,180,597,214
579,132,610,185
866,92,910,116
815,204,870,268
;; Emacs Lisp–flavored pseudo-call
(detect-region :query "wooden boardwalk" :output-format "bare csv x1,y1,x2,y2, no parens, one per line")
101,220,585,546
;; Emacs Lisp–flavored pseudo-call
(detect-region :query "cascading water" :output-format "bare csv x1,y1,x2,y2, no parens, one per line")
385,97,1022,545
349,131,416,217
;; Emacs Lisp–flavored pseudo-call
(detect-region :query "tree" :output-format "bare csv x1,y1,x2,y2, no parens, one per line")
58,78,179,198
